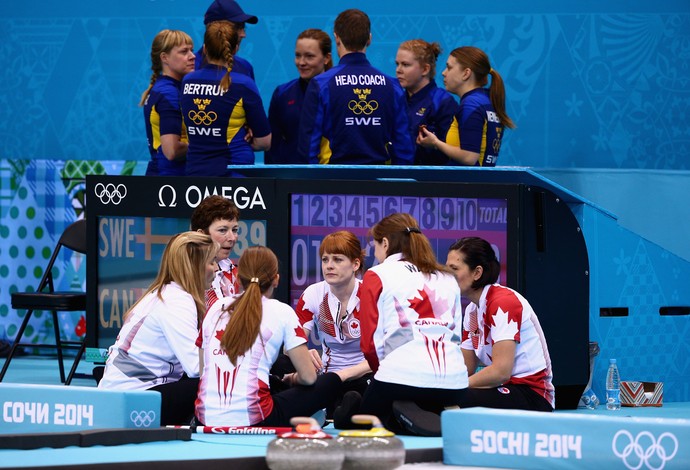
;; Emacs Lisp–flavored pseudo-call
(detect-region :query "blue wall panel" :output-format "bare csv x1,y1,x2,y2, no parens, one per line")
2,0,689,168
578,204,690,402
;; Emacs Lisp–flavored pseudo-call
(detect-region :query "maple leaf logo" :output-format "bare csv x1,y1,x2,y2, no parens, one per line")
408,288,433,318
408,286,450,319
294,326,307,340
490,306,519,341
215,329,225,342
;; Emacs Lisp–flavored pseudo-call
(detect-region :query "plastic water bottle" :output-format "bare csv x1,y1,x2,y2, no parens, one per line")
605,358,621,410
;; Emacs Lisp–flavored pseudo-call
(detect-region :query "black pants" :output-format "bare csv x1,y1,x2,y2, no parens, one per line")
459,384,553,412
257,372,343,427
359,378,467,432
326,373,372,418
268,354,371,418
150,376,200,426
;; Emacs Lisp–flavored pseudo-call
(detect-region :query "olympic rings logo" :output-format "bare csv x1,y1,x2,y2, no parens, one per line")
188,110,218,125
130,410,157,428
94,183,127,205
348,99,379,115
612,430,678,470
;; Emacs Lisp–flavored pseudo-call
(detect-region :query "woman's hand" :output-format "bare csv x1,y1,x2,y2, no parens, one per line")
282,372,298,387
417,124,480,165
467,340,516,388
243,125,254,143
308,348,324,373
416,125,439,149
285,343,317,386
334,360,372,382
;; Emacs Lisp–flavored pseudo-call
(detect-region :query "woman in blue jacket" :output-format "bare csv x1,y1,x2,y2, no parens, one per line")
181,21,270,176
418,46,515,166
395,39,458,165
265,29,332,164
141,29,196,176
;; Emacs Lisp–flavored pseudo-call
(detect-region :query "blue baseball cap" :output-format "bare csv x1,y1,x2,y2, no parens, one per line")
204,0,258,25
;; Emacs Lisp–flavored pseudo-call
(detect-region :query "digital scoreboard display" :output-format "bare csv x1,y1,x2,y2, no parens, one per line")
288,193,509,308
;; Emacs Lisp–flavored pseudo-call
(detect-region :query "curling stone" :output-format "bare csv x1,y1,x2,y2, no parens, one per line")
336,414,405,470
266,416,344,470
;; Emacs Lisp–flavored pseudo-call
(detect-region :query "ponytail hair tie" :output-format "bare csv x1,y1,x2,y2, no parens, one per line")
250,277,259,284
405,227,422,234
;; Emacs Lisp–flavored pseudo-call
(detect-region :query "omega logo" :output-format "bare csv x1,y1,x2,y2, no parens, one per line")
158,185,177,207
157,185,266,210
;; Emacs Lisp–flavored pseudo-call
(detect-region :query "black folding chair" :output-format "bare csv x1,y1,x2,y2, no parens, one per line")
0,218,87,385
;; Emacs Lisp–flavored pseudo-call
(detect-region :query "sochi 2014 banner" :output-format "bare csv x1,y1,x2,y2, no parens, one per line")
442,407,689,470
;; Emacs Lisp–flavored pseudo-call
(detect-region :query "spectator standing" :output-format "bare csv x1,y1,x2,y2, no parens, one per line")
418,46,515,166
395,39,458,166
181,21,270,176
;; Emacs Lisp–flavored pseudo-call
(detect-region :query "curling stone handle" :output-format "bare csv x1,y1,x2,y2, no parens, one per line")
289,416,320,430
351,414,383,428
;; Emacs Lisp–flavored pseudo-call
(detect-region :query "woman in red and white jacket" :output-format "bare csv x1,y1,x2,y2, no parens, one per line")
195,246,354,427
446,236,554,412
294,231,372,414
340,213,467,434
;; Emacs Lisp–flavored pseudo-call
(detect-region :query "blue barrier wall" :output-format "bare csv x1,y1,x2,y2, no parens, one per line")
536,169,690,263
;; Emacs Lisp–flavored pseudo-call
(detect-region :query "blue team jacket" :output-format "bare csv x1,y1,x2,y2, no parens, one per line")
447,87,504,167
406,81,459,166
298,52,414,165
180,65,270,176
143,75,186,176
266,78,310,164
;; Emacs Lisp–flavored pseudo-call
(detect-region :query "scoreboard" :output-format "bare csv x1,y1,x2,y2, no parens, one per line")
289,193,510,308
